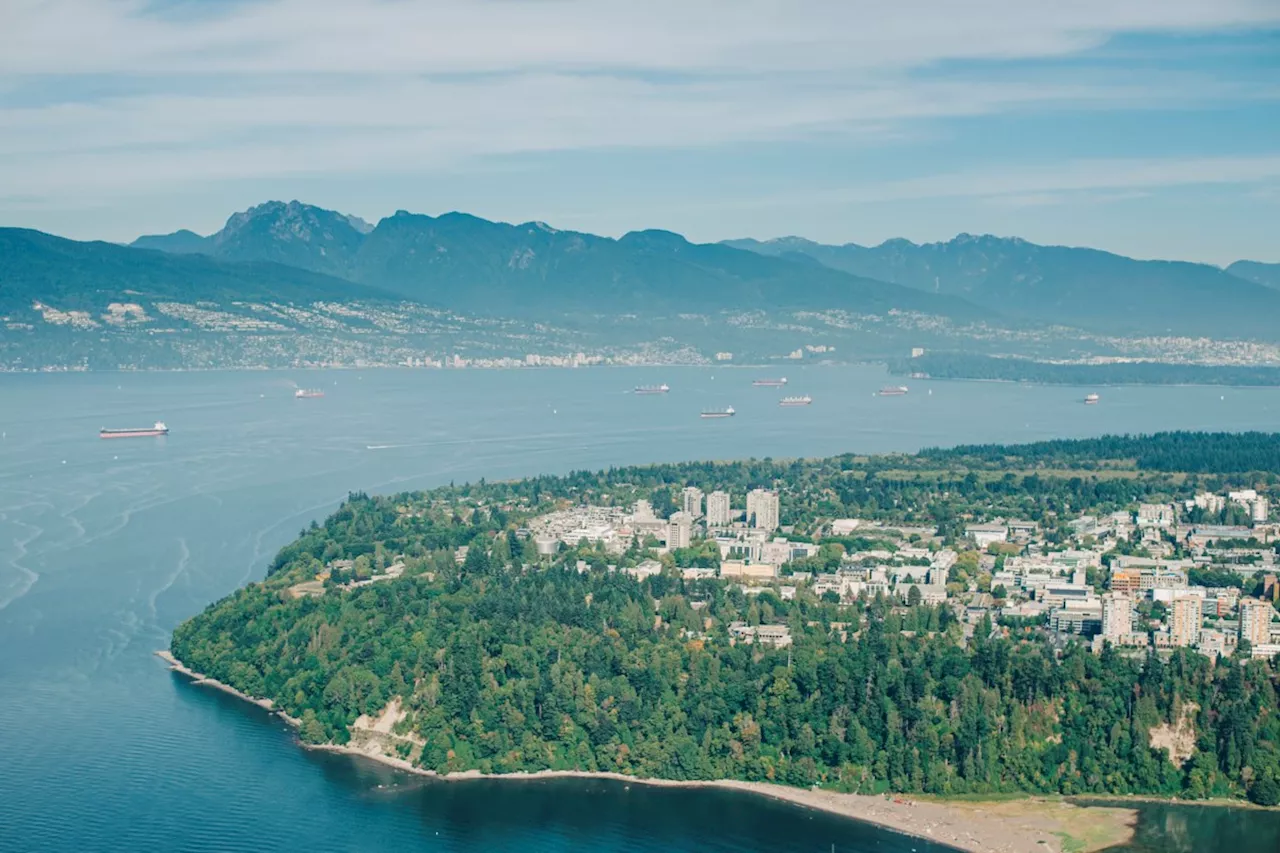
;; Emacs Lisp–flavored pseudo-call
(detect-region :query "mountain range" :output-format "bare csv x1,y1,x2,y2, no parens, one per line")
4,198,1278,351
0,226,395,315
127,201,967,320
723,235,1280,339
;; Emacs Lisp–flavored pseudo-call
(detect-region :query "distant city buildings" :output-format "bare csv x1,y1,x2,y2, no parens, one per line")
746,488,780,532
666,511,694,550
1169,595,1203,648
706,491,731,527
516,478,1280,666
1240,598,1275,647
1101,593,1133,639
682,487,704,519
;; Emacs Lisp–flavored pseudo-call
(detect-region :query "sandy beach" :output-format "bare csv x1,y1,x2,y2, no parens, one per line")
158,650,1136,853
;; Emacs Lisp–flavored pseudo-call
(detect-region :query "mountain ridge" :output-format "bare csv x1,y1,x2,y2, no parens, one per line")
723,233,1280,339
129,201,980,321
1227,260,1280,291
0,227,400,313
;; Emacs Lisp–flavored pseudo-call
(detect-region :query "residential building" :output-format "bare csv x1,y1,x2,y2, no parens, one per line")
1101,593,1133,639
666,511,694,550
1137,503,1175,528
1169,595,1203,648
682,486,704,519
746,488,780,532
1253,496,1271,524
706,491,731,527
1193,492,1226,514
1240,598,1275,647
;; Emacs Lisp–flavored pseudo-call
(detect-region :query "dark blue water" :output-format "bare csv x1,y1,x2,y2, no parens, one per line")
2,366,1278,852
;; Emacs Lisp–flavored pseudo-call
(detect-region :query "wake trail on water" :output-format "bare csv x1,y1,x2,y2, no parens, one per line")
0,515,43,612
147,537,190,623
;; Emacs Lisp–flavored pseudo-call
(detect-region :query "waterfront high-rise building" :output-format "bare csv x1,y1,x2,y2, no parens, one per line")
746,488,780,532
682,487,704,519
1101,593,1133,639
1169,595,1203,648
1240,597,1275,646
706,491,731,527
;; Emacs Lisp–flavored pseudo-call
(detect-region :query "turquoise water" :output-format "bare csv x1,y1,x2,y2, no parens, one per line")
2,366,1278,852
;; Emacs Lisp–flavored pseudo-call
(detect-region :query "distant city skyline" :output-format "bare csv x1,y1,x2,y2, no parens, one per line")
2,1,1279,264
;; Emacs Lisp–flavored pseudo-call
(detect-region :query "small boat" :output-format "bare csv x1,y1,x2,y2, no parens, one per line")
779,396,812,407
1084,393,1100,405
634,384,670,395
752,378,788,387
101,421,168,439
295,388,324,399
700,407,735,419
878,386,908,397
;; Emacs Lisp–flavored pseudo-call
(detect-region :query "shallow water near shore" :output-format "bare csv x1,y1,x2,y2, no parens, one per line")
3,365,1280,852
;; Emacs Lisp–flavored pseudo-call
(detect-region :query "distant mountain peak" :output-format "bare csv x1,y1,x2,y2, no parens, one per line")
620,229,689,250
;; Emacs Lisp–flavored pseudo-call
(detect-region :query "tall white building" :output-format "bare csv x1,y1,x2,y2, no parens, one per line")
682,487,705,519
666,511,694,550
746,488,780,532
1240,598,1275,646
1101,593,1133,639
1252,496,1270,523
1169,595,1203,648
706,491,731,527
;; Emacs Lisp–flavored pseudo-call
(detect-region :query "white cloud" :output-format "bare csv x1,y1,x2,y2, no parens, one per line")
3,0,1277,75
0,0,1278,227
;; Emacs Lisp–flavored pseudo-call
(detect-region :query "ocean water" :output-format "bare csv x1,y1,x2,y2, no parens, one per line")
1,365,1278,853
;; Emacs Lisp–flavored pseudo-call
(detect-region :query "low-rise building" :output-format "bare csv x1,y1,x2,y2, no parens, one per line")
728,621,792,648
623,559,663,580
720,560,777,580
966,522,1008,547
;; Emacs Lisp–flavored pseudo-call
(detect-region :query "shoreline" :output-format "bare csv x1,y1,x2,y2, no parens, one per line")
157,650,1137,853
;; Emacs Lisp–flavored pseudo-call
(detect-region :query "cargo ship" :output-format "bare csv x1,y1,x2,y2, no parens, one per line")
100,421,168,439
1084,393,1100,405
295,388,325,399
700,406,735,419
878,385,909,396
634,384,670,395
752,378,788,387
779,395,812,407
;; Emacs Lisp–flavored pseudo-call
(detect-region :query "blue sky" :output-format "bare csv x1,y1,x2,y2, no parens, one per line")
1,0,1278,264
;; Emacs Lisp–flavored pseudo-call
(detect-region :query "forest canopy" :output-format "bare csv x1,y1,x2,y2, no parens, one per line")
171,433,1280,805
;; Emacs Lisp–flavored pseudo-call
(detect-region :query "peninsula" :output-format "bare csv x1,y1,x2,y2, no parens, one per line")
169,433,1280,850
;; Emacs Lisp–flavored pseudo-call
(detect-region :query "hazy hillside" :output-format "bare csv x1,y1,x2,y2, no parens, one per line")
132,202,980,320
725,234,1280,339
1227,260,1280,290
0,227,392,313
